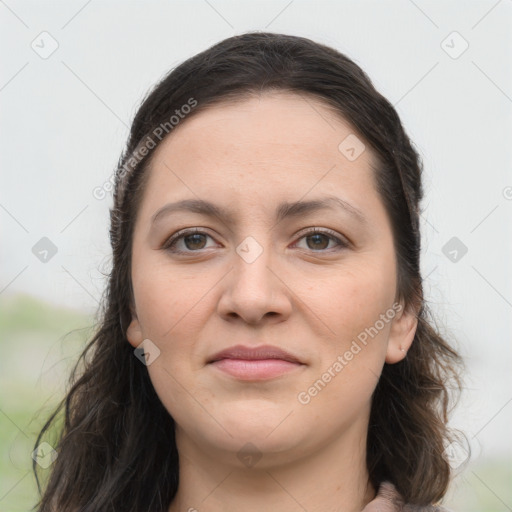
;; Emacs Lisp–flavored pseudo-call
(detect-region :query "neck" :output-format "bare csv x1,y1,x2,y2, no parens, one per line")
168,422,375,512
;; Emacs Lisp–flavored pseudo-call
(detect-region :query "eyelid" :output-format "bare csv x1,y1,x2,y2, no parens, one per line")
294,226,349,246
162,227,216,250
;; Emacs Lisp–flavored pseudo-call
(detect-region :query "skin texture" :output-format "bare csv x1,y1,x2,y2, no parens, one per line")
126,91,418,512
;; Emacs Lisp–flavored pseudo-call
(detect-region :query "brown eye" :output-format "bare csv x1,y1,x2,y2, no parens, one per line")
294,228,348,252
181,233,208,250
163,229,215,254
305,233,331,250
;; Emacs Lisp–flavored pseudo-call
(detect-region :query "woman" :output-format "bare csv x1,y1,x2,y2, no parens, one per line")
33,32,463,511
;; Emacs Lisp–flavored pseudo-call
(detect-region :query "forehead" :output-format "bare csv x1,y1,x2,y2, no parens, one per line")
136,91,382,224
153,91,371,164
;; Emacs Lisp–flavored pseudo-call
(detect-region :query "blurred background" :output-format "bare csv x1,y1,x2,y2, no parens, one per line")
1,1,511,510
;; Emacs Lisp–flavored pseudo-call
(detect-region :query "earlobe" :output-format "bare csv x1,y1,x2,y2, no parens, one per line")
126,308,144,348
385,303,418,364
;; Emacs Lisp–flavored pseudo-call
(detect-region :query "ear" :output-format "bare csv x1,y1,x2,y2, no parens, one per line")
385,302,418,364
126,305,144,348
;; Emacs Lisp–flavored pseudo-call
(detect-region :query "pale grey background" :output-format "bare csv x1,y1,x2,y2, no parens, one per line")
1,0,511,507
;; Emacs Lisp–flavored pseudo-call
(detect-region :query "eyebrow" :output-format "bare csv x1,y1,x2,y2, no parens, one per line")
151,195,367,227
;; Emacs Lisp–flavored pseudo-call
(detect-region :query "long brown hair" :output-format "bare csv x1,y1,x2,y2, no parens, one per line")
33,31,464,511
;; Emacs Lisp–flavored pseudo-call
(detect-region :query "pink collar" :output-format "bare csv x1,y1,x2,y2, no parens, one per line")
362,482,450,511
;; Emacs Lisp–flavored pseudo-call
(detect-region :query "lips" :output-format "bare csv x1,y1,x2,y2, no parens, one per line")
207,344,302,364
207,344,305,380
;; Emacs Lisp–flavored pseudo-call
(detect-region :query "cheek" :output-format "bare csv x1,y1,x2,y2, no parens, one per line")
131,255,213,342
299,260,396,395
306,260,397,344
294,273,394,429
308,260,396,392
131,263,213,425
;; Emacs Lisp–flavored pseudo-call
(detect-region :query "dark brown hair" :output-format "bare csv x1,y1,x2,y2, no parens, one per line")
33,31,464,511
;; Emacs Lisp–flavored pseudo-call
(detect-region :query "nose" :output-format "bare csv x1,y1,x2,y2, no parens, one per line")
216,235,293,325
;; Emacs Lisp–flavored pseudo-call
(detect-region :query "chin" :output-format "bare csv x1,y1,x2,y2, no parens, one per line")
180,404,307,462
209,428,307,469
220,401,295,439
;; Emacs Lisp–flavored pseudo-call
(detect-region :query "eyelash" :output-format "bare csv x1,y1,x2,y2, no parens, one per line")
162,227,349,255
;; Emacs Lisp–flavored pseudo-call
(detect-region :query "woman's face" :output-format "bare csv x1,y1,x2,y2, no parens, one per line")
126,91,417,467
